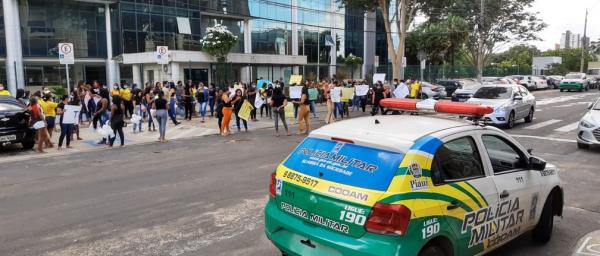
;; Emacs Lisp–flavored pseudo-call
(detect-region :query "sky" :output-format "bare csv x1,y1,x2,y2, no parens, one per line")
529,0,600,51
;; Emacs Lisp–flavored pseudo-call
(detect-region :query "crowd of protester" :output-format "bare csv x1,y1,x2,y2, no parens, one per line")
0,76,423,153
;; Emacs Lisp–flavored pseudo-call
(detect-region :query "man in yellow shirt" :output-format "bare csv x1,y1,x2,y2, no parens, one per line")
39,94,58,138
0,84,10,96
410,80,422,99
120,85,133,117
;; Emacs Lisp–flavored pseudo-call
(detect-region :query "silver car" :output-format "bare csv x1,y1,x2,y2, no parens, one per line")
577,98,600,149
466,84,536,129
420,82,446,100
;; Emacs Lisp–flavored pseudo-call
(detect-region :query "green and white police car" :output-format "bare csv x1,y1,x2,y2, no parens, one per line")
264,99,564,256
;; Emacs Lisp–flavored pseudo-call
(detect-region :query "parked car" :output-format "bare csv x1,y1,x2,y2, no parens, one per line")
0,96,36,149
451,79,482,102
532,76,549,90
560,72,591,92
436,80,462,97
546,76,563,89
466,84,536,129
577,98,600,149
588,75,600,90
420,82,446,100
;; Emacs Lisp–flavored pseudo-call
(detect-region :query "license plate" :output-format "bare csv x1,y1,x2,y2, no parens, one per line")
0,135,16,142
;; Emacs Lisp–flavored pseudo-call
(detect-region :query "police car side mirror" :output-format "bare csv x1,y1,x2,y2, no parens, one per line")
529,156,547,171
513,94,523,101
587,103,593,109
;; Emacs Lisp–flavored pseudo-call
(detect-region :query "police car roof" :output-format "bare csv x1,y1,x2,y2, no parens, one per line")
309,115,474,153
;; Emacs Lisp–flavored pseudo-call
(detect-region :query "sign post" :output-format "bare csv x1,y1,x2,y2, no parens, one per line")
156,46,169,81
59,43,75,95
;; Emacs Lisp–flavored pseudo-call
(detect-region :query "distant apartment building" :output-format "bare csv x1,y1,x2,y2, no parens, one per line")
560,30,582,49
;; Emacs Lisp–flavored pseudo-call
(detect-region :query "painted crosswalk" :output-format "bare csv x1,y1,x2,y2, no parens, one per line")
524,119,562,130
554,122,580,132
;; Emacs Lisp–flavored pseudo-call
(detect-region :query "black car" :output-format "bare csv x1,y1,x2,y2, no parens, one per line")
436,80,462,97
0,96,35,149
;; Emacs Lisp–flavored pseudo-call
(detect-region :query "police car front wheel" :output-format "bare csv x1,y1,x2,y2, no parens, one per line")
532,196,554,244
419,244,446,256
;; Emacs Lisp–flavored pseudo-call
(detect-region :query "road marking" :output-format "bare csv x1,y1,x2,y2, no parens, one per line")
510,134,576,143
524,119,562,130
555,122,580,132
536,93,596,106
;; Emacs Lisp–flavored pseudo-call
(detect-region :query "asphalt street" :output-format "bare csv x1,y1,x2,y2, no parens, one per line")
1,89,600,256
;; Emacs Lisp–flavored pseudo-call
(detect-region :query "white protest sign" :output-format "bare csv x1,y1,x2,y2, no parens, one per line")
331,87,342,103
289,86,303,99
254,94,264,108
373,73,386,84
62,105,82,124
156,46,169,64
59,43,74,65
355,85,369,96
394,85,409,99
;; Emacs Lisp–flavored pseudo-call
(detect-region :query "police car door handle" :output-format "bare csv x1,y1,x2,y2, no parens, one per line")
500,190,510,199
447,200,460,210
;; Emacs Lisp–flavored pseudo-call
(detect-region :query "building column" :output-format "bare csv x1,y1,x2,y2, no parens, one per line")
170,62,181,82
241,19,252,83
132,64,141,87
3,0,24,95
291,0,299,75
363,11,376,80
104,3,119,90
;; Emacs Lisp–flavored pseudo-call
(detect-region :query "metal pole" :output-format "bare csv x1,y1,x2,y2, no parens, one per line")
580,9,588,73
66,64,70,96
188,60,192,81
478,0,484,82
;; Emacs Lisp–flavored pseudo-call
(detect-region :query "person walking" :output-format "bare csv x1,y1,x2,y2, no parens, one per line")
294,83,311,135
183,82,193,121
208,84,216,117
325,81,335,124
120,84,133,118
308,81,318,119
332,81,343,119
108,96,125,148
132,89,144,133
232,89,248,132
29,97,53,153
371,82,385,116
410,79,422,99
168,83,180,125
92,89,111,144
144,88,156,132
39,93,58,138
56,95,73,149
196,83,209,123
247,83,257,121
153,91,169,143
220,88,233,136
215,89,224,131
271,86,290,136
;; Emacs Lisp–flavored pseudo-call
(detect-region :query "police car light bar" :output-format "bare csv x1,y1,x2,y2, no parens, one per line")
379,99,493,118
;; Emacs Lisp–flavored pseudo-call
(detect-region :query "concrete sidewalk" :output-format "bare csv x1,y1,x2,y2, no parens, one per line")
0,103,355,163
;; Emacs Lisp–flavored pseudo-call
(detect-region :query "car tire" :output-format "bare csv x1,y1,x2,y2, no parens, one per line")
505,112,515,129
577,142,589,149
419,244,446,256
524,108,534,123
532,196,554,244
21,139,35,150
560,88,563,92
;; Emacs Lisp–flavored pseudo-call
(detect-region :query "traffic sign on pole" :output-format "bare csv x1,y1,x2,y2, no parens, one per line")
156,46,169,65
59,43,75,65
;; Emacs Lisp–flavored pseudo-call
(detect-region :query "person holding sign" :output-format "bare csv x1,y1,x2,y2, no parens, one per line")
270,87,290,136
294,84,311,135
232,89,248,132
308,82,319,119
331,81,343,119
220,88,233,136
56,96,73,149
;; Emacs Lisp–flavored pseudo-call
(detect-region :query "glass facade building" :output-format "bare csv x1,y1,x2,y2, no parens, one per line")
0,0,376,94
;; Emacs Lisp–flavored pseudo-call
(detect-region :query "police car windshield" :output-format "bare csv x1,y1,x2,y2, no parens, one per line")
565,74,582,79
473,87,513,99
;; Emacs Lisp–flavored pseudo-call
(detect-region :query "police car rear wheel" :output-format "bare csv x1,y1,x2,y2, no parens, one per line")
532,196,554,243
505,112,515,129
419,245,446,256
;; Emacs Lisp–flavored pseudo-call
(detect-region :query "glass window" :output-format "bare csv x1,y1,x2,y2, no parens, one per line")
431,137,485,185
122,12,137,31
481,135,528,173
473,87,513,99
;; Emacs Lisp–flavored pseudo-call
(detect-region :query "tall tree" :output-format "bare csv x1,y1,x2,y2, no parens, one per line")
542,48,598,73
340,0,420,79
410,16,469,67
439,0,546,80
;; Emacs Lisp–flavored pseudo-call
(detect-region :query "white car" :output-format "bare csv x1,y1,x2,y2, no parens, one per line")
452,80,482,102
577,98,600,149
467,84,536,129
421,82,446,100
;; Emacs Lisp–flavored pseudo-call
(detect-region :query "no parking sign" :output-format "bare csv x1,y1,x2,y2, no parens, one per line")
59,43,74,65
156,46,169,64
